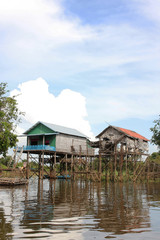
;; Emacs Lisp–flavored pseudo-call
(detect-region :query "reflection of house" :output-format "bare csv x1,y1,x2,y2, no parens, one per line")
95,125,149,154
21,180,150,235
23,121,94,155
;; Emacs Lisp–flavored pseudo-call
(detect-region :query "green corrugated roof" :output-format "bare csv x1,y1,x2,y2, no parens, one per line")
24,121,88,138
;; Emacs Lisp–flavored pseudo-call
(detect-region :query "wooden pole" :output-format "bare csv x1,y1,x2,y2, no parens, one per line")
99,151,102,181
50,156,54,178
73,155,76,180
125,145,128,181
133,153,137,180
114,144,117,182
43,135,45,145
65,154,67,174
54,152,56,177
71,154,73,178
39,154,41,179
26,151,30,179
41,152,44,180
54,152,56,165
99,139,102,181
120,144,123,182
110,155,114,181
147,158,150,182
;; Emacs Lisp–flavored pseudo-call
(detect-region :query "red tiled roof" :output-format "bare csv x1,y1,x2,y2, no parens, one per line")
118,127,149,141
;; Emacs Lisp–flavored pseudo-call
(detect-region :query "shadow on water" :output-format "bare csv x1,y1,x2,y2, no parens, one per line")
0,179,160,239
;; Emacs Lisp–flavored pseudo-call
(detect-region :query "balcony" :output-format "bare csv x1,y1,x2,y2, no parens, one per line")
16,145,56,152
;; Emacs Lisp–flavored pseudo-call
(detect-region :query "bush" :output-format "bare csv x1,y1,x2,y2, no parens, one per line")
149,152,160,164
0,156,12,166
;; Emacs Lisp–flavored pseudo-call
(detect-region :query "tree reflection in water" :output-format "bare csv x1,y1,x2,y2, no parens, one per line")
0,208,13,240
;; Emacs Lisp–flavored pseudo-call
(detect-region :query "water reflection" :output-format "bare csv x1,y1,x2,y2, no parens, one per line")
0,180,160,239
0,208,13,239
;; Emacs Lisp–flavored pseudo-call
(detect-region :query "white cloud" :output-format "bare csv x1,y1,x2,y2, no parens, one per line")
133,0,160,24
11,78,94,139
1,0,158,69
1,0,160,141
88,80,160,124
0,0,159,89
0,0,93,47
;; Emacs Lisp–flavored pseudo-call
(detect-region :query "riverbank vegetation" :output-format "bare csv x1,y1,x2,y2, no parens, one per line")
150,115,160,149
0,83,23,156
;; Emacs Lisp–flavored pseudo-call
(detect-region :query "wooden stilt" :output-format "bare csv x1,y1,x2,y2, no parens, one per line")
26,151,30,179
111,155,114,181
114,144,117,182
50,157,54,178
71,154,73,177
73,155,76,180
120,144,123,182
39,154,41,179
86,155,88,180
54,152,56,177
99,151,102,181
133,153,137,180
147,159,150,181
65,154,67,174
41,152,44,180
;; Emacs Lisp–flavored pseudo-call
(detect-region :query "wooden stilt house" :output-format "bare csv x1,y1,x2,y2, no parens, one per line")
96,125,149,154
23,121,94,155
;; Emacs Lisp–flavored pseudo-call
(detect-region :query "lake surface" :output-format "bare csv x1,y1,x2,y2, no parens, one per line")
0,179,160,240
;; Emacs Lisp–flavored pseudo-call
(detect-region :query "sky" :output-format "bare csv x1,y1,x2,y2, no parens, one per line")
0,0,160,152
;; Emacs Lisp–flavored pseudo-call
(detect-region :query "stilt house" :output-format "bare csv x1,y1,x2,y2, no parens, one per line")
23,121,94,155
95,125,149,154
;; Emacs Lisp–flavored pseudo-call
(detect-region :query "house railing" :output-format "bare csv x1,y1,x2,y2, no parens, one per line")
16,145,56,152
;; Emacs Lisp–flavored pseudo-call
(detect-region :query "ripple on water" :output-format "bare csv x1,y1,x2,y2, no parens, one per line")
0,180,160,239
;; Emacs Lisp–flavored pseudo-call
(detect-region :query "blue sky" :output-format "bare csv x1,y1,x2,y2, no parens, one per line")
0,0,160,152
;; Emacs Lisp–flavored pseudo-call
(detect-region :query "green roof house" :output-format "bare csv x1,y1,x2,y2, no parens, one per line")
23,121,94,155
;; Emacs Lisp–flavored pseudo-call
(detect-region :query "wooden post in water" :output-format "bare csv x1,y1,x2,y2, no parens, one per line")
98,139,102,181
120,144,123,182
54,152,56,177
147,158,150,181
73,155,76,180
114,144,117,182
26,151,30,179
41,152,44,180
99,151,102,181
65,154,67,175
86,145,89,180
125,146,129,181
133,153,138,181
50,156,54,178
39,154,41,179
71,154,73,178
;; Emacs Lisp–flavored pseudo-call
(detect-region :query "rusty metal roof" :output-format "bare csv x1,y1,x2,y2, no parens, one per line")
96,125,149,141
117,127,149,141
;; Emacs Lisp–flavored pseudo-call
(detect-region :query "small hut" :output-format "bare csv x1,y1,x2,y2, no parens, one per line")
96,125,149,154
91,125,150,181
23,121,94,155
15,121,94,179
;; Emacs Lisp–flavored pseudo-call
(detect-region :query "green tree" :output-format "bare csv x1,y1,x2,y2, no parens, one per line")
0,156,12,167
150,115,160,149
0,83,22,156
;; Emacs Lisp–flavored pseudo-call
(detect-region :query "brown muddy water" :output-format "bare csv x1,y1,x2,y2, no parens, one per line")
0,179,160,240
